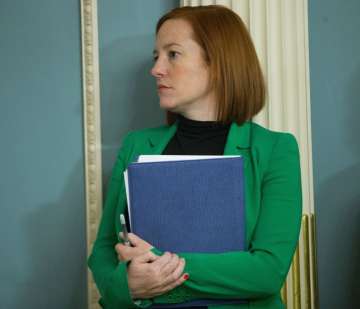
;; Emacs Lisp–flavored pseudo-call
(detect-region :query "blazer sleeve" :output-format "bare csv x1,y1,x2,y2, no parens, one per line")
153,133,302,305
87,133,151,309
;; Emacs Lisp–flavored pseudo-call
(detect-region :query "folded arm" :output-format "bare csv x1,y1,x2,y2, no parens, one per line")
88,133,188,308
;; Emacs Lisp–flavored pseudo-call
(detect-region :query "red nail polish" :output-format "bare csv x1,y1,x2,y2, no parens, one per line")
183,274,189,280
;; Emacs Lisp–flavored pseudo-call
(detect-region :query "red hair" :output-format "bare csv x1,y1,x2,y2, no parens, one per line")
156,5,266,125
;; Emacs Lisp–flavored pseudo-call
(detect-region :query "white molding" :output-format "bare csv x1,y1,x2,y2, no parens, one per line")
80,0,102,308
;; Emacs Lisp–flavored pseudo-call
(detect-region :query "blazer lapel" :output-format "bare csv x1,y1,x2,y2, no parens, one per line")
147,122,178,154
224,122,260,247
223,121,252,162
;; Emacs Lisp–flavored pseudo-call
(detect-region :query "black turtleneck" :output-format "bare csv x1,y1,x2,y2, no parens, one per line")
163,114,231,155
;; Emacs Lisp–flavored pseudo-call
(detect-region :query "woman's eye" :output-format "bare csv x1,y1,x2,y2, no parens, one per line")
153,55,159,62
168,51,179,60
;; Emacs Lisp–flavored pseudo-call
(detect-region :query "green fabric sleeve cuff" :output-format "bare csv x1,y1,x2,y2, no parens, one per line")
104,261,153,309
150,247,163,256
134,299,153,308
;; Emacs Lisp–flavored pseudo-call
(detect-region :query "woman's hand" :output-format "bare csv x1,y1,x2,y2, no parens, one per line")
115,233,189,299
127,251,188,299
115,233,153,262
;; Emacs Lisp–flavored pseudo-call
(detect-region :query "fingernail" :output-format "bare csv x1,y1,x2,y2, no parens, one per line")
183,274,189,280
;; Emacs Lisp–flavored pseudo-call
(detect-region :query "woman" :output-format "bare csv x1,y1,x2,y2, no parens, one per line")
88,5,302,309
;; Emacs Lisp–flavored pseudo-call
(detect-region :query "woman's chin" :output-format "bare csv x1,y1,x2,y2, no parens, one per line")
159,100,178,112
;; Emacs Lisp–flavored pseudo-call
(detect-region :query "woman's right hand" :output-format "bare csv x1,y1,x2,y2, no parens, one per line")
127,251,189,299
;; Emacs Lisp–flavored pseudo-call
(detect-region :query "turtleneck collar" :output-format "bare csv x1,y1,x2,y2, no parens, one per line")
176,114,230,137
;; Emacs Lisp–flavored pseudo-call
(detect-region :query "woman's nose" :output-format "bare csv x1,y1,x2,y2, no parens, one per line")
151,59,167,77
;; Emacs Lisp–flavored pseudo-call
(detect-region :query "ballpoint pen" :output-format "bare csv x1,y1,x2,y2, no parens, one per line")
120,214,131,246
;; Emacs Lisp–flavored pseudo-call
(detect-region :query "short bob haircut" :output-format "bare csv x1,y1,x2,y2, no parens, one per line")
156,5,266,126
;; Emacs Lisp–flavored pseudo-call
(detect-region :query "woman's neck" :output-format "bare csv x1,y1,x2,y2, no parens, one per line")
175,89,217,121
179,104,217,122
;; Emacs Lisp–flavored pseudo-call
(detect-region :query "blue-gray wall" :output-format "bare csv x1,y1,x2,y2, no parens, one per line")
309,0,360,308
0,1,86,308
0,1,178,308
98,0,178,190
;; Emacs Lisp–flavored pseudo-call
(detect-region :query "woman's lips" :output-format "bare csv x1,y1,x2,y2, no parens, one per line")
158,85,172,92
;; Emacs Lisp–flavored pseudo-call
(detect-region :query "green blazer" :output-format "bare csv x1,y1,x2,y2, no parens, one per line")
88,121,302,309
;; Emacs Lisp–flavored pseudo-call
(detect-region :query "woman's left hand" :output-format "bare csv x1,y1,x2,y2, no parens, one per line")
115,233,154,262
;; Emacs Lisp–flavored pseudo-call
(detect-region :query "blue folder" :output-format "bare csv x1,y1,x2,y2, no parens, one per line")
126,157,247,307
